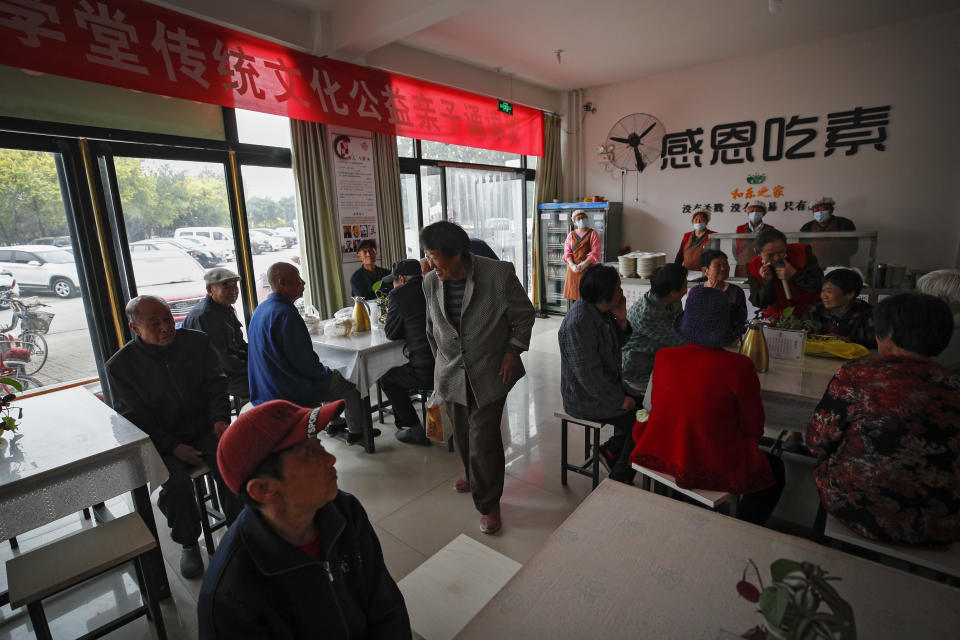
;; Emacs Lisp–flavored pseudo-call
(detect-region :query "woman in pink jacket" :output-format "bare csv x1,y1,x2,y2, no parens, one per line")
563,209,602,300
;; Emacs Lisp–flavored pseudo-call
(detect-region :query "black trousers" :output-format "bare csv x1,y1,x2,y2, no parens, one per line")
446,391,508,515
379,363,433,428
595,411,637,483
158,430,241,547
738,452,786,526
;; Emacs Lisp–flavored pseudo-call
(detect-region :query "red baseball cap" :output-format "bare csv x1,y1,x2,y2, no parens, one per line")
217,399,345,495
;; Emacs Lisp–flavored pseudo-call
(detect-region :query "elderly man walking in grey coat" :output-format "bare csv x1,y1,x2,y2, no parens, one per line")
421,221,535,534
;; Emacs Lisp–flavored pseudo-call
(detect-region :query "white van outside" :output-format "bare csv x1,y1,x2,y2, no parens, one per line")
174,227,235,260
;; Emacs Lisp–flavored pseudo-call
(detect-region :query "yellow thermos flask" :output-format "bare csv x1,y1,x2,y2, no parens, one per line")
740,319,769,373
352,297,371,332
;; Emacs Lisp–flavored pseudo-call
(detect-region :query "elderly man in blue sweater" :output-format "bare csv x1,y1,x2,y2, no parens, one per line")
247,262,369,444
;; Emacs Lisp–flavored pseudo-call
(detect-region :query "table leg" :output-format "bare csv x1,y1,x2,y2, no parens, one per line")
362,395,376,453
132,484,171,601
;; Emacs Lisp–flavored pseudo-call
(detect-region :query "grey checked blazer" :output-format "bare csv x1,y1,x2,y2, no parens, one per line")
423,256,535,408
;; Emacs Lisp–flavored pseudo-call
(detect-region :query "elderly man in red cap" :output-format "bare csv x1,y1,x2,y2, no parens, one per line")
198,400,410,640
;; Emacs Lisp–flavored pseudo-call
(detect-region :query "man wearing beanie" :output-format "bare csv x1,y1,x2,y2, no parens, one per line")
198,399,410,639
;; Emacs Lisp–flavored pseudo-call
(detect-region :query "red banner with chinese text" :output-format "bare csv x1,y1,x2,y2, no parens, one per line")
0,0,543,155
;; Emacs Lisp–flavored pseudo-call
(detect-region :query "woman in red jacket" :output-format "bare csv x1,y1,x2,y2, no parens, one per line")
746,227,823,319
630,286,784,524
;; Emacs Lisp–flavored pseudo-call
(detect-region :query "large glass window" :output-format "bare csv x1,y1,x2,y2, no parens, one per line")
241,165,300,306
400,138,536,293
421,140,521,167
0,148,98,390
400,172,419,259
235,108,292,149
397,136,415,158
420,165,443,225
445,168,524,265
113,157,232,328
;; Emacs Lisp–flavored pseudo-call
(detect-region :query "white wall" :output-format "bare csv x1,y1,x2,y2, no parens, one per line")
579,10,960,271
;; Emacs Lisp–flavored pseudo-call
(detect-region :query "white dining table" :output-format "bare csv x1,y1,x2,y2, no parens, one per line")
756,353,844,432
312,327,408,452
458,479,960,639
0,386,171,601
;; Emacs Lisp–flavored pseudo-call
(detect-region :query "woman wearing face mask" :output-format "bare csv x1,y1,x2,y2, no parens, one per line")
562,210,602,300
674,208,715,271
800,197,858,268
734,200,775,277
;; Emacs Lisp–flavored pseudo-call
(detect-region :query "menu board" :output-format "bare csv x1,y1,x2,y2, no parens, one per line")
330,131,379,263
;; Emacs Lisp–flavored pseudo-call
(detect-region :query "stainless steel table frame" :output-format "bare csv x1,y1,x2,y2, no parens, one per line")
0,387,171,602
312,328,408,453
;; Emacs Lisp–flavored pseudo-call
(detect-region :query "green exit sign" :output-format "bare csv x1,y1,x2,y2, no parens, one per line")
497,100,513,115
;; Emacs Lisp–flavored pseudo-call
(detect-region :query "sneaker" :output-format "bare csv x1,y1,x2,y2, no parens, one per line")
597,445,616,473
453,476,470,493
346,428,381,445
325,418,346,436
179,544,203,579
396,426,430,445
480,506,501,535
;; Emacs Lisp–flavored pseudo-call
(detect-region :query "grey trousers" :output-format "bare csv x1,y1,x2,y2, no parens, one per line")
320,370,364,433
446,391,508,515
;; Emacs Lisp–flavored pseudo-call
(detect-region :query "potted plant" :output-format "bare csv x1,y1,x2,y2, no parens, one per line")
736,558,857,640
762,307,812,361
0,378,23,440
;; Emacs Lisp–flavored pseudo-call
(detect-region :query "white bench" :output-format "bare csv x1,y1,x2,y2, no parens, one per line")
555,411,609,489
631,463,735,511
824,514,960,581
398,534,520,640
6,512,167,640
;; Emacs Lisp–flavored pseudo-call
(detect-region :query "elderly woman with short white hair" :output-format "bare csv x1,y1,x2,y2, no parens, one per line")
918,268,960,372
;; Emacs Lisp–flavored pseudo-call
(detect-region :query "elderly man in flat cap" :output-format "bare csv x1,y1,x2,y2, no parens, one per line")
183,267,250,404
198,399,411,640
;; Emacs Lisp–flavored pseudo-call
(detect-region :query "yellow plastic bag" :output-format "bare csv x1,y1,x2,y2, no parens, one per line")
803,335,869,360
425,393,449,443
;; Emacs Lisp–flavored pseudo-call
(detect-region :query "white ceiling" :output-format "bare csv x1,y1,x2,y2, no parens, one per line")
171,0,959,91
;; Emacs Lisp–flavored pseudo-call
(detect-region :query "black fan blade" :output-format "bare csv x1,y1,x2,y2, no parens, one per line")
637,122,657,142
609,136,632,144
633,147,645,172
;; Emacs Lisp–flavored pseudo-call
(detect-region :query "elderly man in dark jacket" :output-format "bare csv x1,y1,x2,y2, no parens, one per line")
183,267,249,403
558,265,636,484
378,259,435,445
199,400,410,640
105,295,240,578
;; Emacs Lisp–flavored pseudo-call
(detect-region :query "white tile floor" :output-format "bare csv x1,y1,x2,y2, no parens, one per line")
0,316,822,639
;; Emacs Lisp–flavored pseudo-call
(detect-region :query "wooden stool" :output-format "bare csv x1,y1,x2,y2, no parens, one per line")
6,513,167,640
191,463,227,555
631,463,736,513
555,411,608,489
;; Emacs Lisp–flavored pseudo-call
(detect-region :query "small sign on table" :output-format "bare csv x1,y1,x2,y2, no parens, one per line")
762,327,806,361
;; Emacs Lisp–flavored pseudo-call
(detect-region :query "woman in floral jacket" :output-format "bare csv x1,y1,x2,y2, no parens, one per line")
807,293,960,547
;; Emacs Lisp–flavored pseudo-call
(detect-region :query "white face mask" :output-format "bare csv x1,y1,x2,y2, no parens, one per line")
748,212,764,225
814,210,832,224
575,219,588,229
693,222,707,232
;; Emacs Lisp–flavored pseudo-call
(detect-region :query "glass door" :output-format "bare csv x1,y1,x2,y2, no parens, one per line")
0,147,99,389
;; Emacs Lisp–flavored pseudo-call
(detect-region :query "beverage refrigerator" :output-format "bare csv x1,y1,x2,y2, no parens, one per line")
537,201,623,314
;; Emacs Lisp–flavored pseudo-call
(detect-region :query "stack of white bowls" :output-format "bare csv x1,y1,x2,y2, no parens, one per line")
635,252,667,278
618,255,637,278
